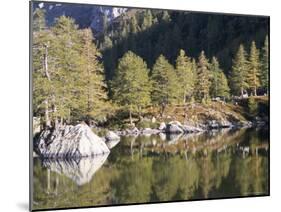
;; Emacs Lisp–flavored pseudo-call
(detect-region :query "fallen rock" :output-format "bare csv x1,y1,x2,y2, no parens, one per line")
34,123,110,158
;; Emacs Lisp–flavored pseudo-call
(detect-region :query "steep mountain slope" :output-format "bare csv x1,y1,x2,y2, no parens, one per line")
33,2,127,32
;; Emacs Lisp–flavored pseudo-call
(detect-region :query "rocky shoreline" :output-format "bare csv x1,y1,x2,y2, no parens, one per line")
112,119,255,137
33,117,267,159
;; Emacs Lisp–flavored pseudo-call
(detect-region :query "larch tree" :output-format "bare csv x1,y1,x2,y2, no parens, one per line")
260,35,269,94
112,51,151,124
175,49,195,103
210,57,230,99
151,55,179,116
78,28,109,121
33,8,54,128
195,51,211,103
230,44,248,97
247,41,261,96
50,16,83,124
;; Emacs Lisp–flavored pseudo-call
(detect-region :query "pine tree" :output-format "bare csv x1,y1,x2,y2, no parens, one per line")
79,28,109,121
33,8,46,32
195,51,211,102
260,35,269,94
175,49,195,103
210,57,230,99
151,55,179,116
230,44,248,96
247,41,261,96
112,51,151,124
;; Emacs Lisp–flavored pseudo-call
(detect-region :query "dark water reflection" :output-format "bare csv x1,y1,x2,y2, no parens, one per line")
33,128,269,210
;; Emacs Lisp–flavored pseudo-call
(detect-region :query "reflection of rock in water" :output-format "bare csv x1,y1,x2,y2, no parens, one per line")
106,140,120,149
42,153,109,186
166,133,183,144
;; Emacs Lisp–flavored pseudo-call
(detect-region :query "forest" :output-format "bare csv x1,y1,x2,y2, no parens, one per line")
32,7,269,130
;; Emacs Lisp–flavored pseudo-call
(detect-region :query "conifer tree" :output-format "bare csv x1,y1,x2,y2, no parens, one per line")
230,44,248,96
112,51,151,124
50,16,82,124
151,55,179,116
175,49,195,103
195,51,211,102
210,57,230,99
33,8,46,32
260,35,269,94
247,41,261,96
33,9,54,127
79,28,109,121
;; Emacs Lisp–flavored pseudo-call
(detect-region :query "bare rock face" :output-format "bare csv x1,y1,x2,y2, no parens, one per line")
34,123,110,158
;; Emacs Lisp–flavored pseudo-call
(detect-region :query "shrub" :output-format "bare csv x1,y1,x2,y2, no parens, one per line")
136,119,159,129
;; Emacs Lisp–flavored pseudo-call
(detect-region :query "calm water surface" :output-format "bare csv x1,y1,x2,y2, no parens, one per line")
33,128,269,210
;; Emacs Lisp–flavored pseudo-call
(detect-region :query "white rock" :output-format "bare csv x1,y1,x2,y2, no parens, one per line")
35,123,110,158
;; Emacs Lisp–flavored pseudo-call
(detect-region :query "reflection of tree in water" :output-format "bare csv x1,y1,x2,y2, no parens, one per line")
112,157,153,204
33,128,268,210
33,156,119,210
234,153,268,196
152,156,199,201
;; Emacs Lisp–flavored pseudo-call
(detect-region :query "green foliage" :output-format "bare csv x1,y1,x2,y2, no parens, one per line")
151,55,180,114
136,119,159,129
210,57,230,98
111,51,152,123
260,35,269,93
248,96,258,116
33,8,46,31
33,15,108,127
195,51,211,102
230,44,249,96
175,49,195,103
247,41,261,96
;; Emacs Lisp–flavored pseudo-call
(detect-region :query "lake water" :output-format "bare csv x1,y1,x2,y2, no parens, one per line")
32,128,269,210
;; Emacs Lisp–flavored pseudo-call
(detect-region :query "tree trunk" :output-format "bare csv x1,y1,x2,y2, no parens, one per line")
240,87,244,97
47,169,50,194
160,103,166,117
254,87,257,96
44,99,51,128
129,107,133,125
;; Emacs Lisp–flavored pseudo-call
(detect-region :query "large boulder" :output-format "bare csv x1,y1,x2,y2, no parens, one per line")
165,123,184,134
34,123,110,158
